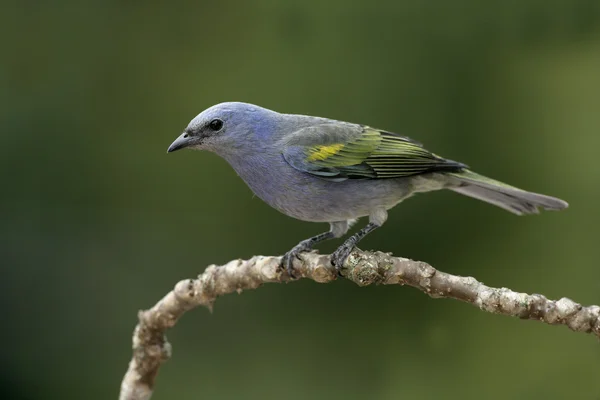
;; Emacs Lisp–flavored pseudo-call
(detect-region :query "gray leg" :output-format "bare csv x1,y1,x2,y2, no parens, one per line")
330,223,379,271
331,208,387,272
283,221,350,278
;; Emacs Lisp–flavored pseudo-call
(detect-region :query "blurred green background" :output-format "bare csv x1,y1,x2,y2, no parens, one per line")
2,1,600,399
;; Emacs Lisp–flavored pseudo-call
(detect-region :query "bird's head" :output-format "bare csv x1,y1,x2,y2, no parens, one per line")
167,102,277,156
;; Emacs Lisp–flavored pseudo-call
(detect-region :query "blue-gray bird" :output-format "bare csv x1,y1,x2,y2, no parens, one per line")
168,102,568,277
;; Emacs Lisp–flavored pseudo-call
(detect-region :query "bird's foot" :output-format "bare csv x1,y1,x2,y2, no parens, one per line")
281,241,313,279
331,243,355,275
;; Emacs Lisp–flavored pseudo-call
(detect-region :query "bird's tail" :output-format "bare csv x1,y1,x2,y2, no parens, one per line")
446,170,568,215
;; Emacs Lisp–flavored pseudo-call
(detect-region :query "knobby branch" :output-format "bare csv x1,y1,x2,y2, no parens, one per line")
119,250,600,400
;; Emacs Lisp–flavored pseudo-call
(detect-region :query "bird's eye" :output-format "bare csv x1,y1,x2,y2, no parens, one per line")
208,119,223,132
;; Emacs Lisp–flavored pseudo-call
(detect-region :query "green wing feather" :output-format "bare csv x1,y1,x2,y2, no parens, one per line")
283,125,466,181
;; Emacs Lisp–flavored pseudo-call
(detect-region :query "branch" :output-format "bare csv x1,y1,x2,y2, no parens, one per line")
119,250,600,400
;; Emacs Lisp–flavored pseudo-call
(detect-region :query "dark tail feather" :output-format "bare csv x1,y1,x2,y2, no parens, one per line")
447,170,568,215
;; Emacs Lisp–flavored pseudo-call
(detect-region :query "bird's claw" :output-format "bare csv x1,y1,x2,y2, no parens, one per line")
281,242,312,279
281,251,299,279
331,244,355,275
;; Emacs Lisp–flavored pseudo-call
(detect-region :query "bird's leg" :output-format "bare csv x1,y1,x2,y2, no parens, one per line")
282,231,334,278
331,223,380,271
332,209,387,271
331,222,380,273
282,221,351,278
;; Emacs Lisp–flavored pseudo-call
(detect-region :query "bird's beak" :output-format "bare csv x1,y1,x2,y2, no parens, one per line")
167,133,193,153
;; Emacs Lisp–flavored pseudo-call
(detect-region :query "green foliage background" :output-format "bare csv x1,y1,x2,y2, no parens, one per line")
2,1,600,399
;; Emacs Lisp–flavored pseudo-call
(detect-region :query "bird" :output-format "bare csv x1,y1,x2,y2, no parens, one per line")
168,102,568,277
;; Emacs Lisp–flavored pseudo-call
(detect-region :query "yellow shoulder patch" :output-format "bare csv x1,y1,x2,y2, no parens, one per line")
307,144,344,161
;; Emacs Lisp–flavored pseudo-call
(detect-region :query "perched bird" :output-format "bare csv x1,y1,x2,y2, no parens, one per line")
168,102,568,277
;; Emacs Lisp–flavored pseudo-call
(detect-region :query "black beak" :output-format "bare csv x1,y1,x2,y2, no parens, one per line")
167,133,192,153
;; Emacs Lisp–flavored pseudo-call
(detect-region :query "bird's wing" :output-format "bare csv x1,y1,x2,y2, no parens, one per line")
282,124,466,181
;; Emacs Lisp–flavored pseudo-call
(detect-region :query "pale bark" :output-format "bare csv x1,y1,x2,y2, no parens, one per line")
119,250,600,400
